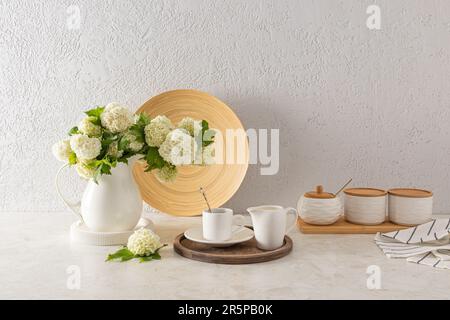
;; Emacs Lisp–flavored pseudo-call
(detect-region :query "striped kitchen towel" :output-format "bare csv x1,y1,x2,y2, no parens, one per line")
374,218,450,269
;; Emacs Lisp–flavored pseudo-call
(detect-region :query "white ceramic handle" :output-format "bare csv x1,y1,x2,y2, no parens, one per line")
285,207,298,233
233,214,246,226
55,164,83,221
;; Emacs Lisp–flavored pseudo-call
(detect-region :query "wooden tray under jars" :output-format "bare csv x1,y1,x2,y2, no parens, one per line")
297,217,409,234
173,232,293,264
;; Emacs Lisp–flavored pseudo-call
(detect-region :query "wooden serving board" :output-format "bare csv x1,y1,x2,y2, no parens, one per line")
297,217,409,234
173,233,292,264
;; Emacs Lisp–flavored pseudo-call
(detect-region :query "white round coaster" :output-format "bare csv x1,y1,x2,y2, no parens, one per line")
70,218,154,246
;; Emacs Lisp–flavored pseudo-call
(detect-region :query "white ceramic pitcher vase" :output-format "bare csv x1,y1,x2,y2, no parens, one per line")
55,157,143,232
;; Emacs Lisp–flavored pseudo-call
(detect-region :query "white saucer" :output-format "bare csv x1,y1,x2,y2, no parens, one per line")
184,226,254,247
70,218,154,246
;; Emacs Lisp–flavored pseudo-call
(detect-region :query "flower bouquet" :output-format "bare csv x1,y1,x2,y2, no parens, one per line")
52,102,216,183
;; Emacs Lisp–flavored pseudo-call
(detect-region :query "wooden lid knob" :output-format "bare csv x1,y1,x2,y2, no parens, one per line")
304,185,335,199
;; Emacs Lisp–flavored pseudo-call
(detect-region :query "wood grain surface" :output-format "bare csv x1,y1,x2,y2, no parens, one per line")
133,89,249,216
173,232,293,264
297,217,409,234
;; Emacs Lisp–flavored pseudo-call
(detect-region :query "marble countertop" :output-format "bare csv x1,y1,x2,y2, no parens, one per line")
1,212,449,300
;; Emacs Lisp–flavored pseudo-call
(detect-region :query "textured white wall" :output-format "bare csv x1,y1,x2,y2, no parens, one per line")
1,0,450,214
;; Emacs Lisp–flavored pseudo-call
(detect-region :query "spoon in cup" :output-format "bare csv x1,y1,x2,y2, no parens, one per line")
199,187,212,213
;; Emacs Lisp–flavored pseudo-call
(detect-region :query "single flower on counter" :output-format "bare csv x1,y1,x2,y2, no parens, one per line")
106,228,167,263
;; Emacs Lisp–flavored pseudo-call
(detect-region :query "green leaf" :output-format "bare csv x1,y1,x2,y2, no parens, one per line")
139,256,153,263
201,120,209,140
201,119,209,131
102,156,116,167
128,124,145,143
144,147,166,172
100,162,111,175
84,160,99,169
138,251,162,263
127,113,150,144
201,121,215,147
121,255,134,262
152,252,161,260
98,132,118,159
101,132,118,146
84,107,105,127
139,145,149,155
118,136,130,151
87,115,101,126
102,131,118,140
68,126,80,136
135,113,151,127
68,152,77,165
106,244,166,263
85,106,105,118
203,140,214,147
106,248,134,262
88,156,118,183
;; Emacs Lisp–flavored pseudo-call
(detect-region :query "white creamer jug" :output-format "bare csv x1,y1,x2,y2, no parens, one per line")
247,205,297,250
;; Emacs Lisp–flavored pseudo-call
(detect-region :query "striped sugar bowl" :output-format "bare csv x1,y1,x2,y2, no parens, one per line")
388,188,433,226
298,185,342,225
344,188,387,225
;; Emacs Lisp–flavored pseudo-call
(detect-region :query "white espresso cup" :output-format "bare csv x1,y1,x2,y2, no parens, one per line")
247,205,297,251
202,208,246,241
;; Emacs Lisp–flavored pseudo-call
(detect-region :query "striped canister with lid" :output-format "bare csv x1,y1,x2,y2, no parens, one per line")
344,188,387,225
388,188,433,226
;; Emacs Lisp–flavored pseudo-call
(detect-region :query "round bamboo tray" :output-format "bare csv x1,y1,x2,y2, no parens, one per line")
133,89,249,216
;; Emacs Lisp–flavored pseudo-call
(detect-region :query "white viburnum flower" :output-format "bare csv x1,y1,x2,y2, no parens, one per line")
122,132,144,152
177,117,202,137
107,141,123,159
78,117,102,137
52,139,72,162
127,228,162,256
144,115,173,147
70,134,101,160
158,128,194,166
75,162,96,180
155,165,178,183
100,102,134,133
